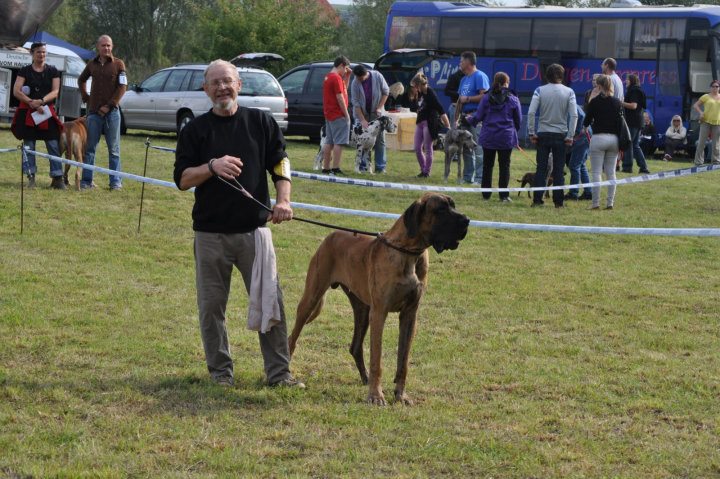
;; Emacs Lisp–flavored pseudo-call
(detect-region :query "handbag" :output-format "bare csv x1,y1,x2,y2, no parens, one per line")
618,107,632,151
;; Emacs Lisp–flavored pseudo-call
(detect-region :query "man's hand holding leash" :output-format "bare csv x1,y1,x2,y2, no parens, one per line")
271,197,293,224
209,155,243,179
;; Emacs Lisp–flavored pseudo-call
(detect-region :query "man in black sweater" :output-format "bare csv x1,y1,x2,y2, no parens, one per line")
444,67,465,125
174,60,303,389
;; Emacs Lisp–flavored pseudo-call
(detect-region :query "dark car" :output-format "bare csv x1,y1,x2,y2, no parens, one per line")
277,61,371,140
277,49,453,141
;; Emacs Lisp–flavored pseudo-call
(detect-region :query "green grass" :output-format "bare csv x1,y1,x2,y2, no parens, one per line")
0,126,719,478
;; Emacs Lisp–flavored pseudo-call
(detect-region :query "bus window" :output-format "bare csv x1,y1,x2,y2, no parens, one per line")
439,17,485,54
633,19,686,60
388,16,440,50
581,19,632,59
484,18,532,57
532,19,581,56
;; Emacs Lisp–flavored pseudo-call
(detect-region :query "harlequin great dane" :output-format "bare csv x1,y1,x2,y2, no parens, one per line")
352,115,397,173
289,193,470,406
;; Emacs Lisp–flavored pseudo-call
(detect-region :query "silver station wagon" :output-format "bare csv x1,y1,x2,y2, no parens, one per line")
119,63,288,134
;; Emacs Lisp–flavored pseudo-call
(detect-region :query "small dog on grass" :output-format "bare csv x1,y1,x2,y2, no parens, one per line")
517,172,553,199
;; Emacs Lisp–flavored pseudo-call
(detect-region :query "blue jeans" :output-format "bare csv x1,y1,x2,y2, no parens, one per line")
534,132,567,205
23,139,62,177
82,108,122,188
567,134,591,198
622,126,648,171
461,122,482,183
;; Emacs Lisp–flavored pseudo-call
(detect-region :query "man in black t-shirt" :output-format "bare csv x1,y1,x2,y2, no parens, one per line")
174,60,303,389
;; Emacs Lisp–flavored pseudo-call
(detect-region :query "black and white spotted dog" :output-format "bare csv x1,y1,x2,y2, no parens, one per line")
313,123,326,171
351,115,397,173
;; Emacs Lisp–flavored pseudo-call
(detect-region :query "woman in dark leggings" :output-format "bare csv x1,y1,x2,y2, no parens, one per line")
469,72,522,202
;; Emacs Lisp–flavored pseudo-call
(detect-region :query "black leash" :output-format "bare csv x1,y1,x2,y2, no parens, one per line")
216,176,378,236
215,176,424,256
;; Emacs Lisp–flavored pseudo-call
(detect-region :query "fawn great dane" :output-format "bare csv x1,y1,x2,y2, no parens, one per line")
289,193,469,405
59,116,88,190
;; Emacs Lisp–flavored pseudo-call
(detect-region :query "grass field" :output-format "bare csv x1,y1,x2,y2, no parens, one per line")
0,125,718,478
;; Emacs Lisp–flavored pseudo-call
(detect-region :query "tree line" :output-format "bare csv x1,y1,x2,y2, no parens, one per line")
44,0,718,82
43,0,396,82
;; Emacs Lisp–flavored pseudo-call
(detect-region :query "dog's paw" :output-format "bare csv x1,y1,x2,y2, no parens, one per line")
366,392,387,406
394,391,414,406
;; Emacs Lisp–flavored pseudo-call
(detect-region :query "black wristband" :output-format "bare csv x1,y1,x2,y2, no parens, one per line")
208,158,217,176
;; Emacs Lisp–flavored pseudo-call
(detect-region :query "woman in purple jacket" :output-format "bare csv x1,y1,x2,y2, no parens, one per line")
469,72,522,201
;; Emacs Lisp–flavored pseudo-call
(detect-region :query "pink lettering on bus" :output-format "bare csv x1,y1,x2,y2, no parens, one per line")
567,67,591,83
521,62,539,81
617,69,656,86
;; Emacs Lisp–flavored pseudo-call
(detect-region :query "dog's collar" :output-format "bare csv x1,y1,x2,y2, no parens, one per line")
377,234,424,256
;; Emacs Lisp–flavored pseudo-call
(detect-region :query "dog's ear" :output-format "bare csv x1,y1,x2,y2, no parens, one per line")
403,200,425,238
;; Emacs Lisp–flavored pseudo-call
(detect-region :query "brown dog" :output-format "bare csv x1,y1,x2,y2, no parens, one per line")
517,172,553,199
289,193,469,406
59,117,88,190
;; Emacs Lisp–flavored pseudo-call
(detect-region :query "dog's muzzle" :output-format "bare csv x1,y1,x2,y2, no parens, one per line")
431,214,470,253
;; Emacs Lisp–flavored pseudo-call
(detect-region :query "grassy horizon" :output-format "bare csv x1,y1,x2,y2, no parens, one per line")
0,126,718,478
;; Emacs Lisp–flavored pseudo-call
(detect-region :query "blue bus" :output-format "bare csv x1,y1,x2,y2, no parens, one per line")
385,1,720,150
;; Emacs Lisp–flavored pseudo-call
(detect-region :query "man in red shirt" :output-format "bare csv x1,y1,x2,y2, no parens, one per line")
321,56,351,176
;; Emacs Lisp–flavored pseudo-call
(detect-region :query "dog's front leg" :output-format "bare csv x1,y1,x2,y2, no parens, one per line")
456,147,464,183
367,307,388,405
394,306,419,406
443,150,451,182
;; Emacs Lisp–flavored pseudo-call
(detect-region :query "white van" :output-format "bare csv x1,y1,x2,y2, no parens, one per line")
0,1,83,122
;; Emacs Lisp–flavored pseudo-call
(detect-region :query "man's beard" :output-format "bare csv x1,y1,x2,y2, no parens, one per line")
213,99,235,111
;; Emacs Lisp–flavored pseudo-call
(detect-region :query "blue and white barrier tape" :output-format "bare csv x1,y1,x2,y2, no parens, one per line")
0,147,19,153
27,149,180,189
147,144,177,153
291,201,720,237
292,165,719,193
8,148,720,237
135,141,719,193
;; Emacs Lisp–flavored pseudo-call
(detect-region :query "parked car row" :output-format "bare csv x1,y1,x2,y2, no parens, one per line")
120,63,287,135
119,49,451,138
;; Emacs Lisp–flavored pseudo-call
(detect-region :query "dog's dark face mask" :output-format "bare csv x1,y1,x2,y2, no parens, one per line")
403,195,469,253
429,197,469,253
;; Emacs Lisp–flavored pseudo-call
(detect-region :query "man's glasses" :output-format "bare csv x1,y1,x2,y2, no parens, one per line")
207,78,239,89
